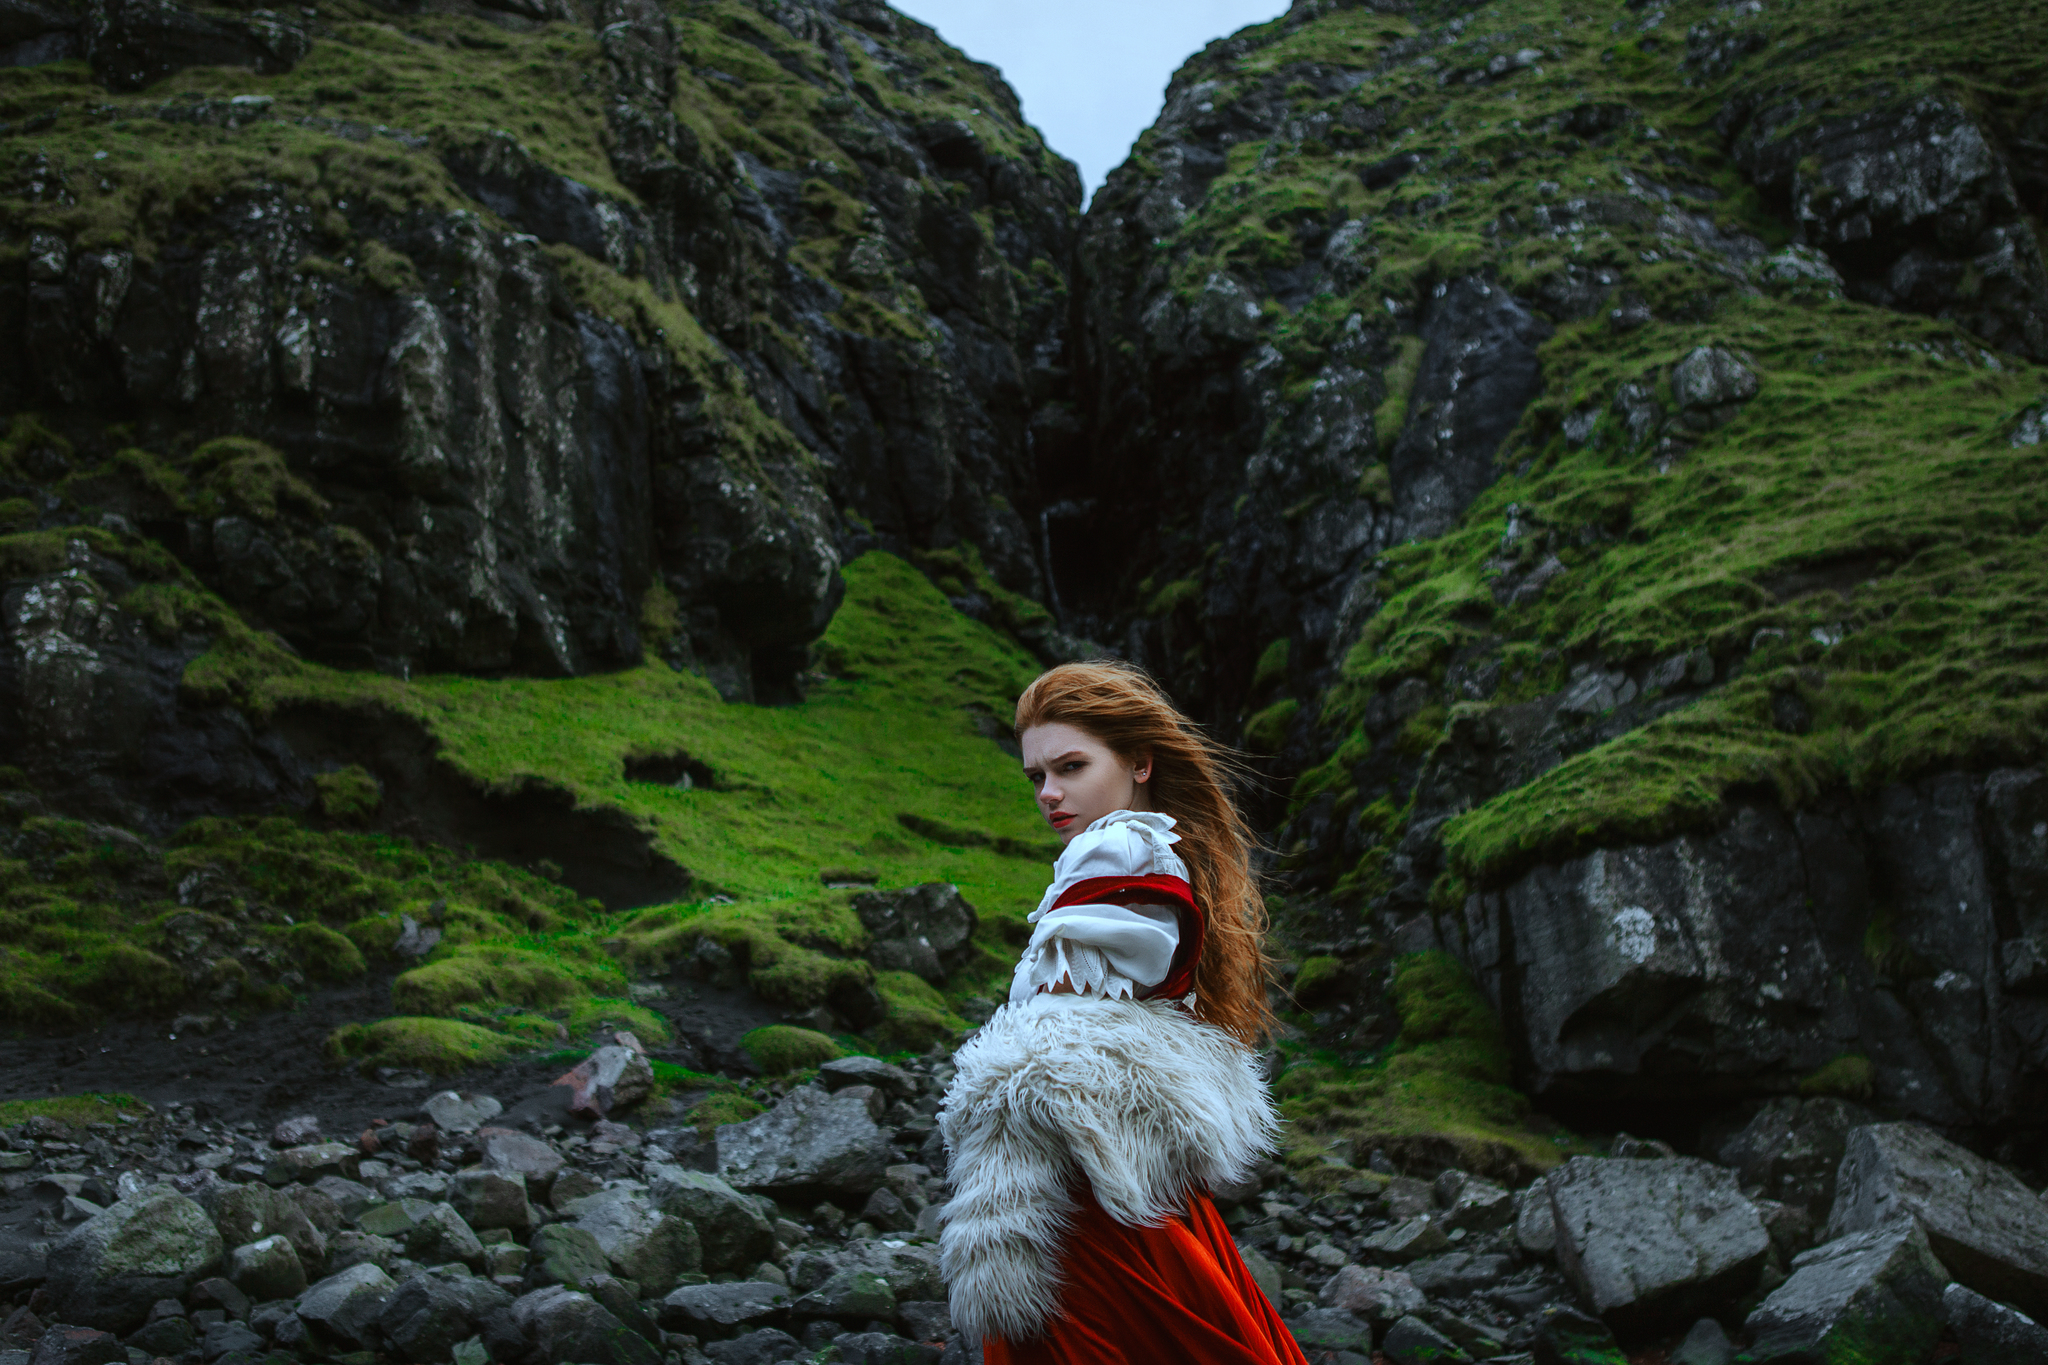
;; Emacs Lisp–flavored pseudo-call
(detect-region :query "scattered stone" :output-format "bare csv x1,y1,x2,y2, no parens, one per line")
376,1270,515,1364
646,1165,776,1273
1440,1177,1513,1233
1287,1307,1376,1358
43,1185,224,1332
449,1166,530,1233
818,1055,919,1100
704,1327,804,1365
1826,1122,2048,1320
852,883,979,983
270,1116,321,1148
792,1267,896,1321
1360,1215,1451,1264
718,1086,894,1199
555,1047,655,1121
509,1285,661,1365
899,1300,952,1341
1405,1251,1512,1298
1530,1303,1624,1365
25,1324,124,1365
423,1092,504,1134
1716,1098,1873,1216
1744,1220,1949,1365
468,1129,557,1195
264,1142,360,1185
1548,1156,1770,1339
228,1233,306,1300
1670,1317,1733,1365
1382,1313,1472,1365
312,1175,381,1220
658,1281,792,1331
1319,1263,1427,1325
526,1223,611,1290
1669,346,1759,414
295,1262,397,1351
1515,1176,1557,1257
200,1317,265,1359
564,1183,700,1295
1946,1282,2048,1365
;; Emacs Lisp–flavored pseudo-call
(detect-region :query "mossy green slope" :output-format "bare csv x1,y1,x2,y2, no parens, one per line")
0,550,1048,1066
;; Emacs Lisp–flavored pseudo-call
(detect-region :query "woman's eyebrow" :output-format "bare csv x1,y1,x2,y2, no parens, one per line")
1022,750,1087,770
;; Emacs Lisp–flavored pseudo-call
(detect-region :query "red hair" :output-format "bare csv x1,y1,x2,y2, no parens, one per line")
1014,660,1275,1047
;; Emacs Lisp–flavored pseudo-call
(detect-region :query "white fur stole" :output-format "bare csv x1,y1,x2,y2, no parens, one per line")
936,993,1279,1342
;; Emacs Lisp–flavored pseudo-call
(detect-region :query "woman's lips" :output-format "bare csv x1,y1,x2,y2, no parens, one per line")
1049,811,1075,828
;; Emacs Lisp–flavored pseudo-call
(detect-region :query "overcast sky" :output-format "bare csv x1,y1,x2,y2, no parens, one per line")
892,0,1288,203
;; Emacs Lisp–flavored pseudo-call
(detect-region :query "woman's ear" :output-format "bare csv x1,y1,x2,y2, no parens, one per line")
1132,752,1153,783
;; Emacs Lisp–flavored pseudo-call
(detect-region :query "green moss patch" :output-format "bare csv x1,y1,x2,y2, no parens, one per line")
0,1092,149,1129
741,1025,844,1076
1274,952,1581,1183
326,1017,519,1075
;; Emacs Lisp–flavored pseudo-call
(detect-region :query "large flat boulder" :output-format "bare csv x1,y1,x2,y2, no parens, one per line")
1826,1122,2048,1320
562,1183,701,1296
1548,1156,1769,1340
1946,1283,2048,1365
646,1164,775,1273
1744,1220,1949,1365
509,1285,661,1365
43,1185,223,1332
717,1086,893,1199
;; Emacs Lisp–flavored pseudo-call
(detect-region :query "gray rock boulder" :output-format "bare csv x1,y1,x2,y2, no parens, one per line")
43,1185,224,1332
559,1046,656,1121
25,1324,125,1365
853,883,980,983
1318,1263,1426,1326
525,1223,611,1290
1826,1122,2048,1319
703,1328,804,1365
228,1233,307,1300
563,1183,700,1295
1744,1220,1949,1365
1548,1156,1770,1339
1672,1317,1734,1365
423,1091,503,1134
717,1085,894,1199
1287,1308,1376,1357
476,1128,565,1197
1947,1282,2048,1365
203,1182,325,1271
1382,1313,1471,1365
1359,1215,1449,1264
1515,1175,1557,1256
510,1285,661,1365
1716,1097,1874,1216
1669,346,1759,420
646,1164,775,1273
377,1269,516,1364
295,1262,398,1351
658,1280,792,1331
449,1166,530,1233
818,1055,919,1100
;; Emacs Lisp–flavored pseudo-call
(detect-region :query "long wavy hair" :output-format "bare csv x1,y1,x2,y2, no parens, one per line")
1013,660,1275,1047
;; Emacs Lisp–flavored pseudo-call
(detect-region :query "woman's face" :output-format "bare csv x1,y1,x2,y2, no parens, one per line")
1019,722,1151,844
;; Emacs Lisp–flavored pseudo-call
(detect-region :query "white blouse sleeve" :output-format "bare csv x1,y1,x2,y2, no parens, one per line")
1009,809,1189,1005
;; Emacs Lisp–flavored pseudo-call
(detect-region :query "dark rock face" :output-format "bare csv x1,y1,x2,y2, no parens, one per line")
1721,92,2048,361
0,0,1080,700
1453,771,2048,1132
1067,42,1553,729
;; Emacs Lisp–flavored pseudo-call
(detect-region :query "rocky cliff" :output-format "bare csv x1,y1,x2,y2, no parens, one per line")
1,0,1080,700
1066,0,2048,1155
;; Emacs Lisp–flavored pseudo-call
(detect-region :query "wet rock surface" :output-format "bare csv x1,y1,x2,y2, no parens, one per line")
0,1043,2044,1365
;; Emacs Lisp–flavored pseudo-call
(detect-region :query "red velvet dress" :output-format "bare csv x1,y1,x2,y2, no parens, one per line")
982,1187,1307,1365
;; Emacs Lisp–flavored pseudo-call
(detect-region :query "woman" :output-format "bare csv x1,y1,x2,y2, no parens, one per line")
938,661,1304,1365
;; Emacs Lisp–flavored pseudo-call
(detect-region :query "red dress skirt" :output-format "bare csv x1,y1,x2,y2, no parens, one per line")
982,1188,1308,1365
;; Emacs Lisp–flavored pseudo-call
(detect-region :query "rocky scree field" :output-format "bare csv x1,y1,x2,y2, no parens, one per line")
3,0,2048,1361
